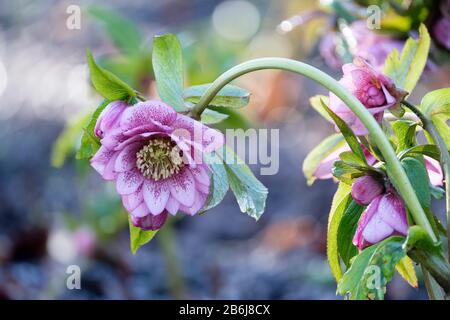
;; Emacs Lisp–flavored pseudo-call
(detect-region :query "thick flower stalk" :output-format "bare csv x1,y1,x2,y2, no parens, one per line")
329,57,406,135
91,100,224,230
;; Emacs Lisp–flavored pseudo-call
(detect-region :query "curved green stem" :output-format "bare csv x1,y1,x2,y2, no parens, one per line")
191,57,437,243
158,219,185,299
403,100,450,260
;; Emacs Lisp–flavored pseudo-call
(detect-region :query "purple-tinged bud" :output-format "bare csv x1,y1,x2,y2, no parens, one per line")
351,175,384,205
131,211,168,231
94,101,127,138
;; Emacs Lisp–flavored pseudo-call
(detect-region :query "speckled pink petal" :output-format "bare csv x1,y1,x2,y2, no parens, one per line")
114,132,160,151
165,196,180,216
116,168,144,195
191,165,210,186
90,146,115,176
169,168,196,207
143,179,170,216
101,127,126,150
115,142,141,173
171,114,224,153
122,186,143,212
179,192,207,216
131,202,149,218
120,100,177,131
103,152,119,181
196,182,210,195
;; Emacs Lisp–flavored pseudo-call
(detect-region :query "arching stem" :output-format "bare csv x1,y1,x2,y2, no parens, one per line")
403,100,450,261
190,57,437,243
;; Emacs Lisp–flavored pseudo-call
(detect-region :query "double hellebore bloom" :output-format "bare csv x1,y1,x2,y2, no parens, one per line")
351,175,408,250
91,100,224,231
329,57,406,135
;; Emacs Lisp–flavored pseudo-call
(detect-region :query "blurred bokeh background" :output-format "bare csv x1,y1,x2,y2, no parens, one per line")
0,0,449,299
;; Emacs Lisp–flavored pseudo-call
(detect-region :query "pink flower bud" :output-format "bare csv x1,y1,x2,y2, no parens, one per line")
352,191,408,250
94,101,127,138
351,175,384,205
131,211,168,231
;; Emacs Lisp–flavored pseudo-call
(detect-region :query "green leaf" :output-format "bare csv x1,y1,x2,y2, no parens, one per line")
309,95,332,122
404,225,440,254
152,34,185,111
184,84,250,109
202,151,229,211
86,5,142,54
86,49,136,101
51,113,90,167
430,184,445,200
398,144,440,161
129,216,158,254
338,237,406,300
383,24,430,94
200,109,230,125
332,160,368,185
302,133,346,185
337,201,365,267
327,182,352,282
219,146,268,220
392,120,417,152
419,88,450,150
339,151,368,167
395,256,418,288
76,100,110,159
401,157,431,209
321,99,366,163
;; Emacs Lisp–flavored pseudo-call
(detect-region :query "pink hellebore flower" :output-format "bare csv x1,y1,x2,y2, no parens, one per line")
352,190,408,250
90,100,224,231
329,57,406,135
351,175,384,206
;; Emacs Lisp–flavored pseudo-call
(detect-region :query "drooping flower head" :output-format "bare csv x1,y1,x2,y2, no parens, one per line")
90,100,224,231
329,57,406,135
350,174,408,250
352,190,408,250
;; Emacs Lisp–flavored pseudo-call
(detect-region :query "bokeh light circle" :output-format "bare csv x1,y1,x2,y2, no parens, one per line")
212,0,260,41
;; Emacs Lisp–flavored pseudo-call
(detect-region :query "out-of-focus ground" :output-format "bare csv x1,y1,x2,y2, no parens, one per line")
0,0,436,299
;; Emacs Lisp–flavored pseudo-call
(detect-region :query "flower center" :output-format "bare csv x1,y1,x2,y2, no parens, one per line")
136,137,184,181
